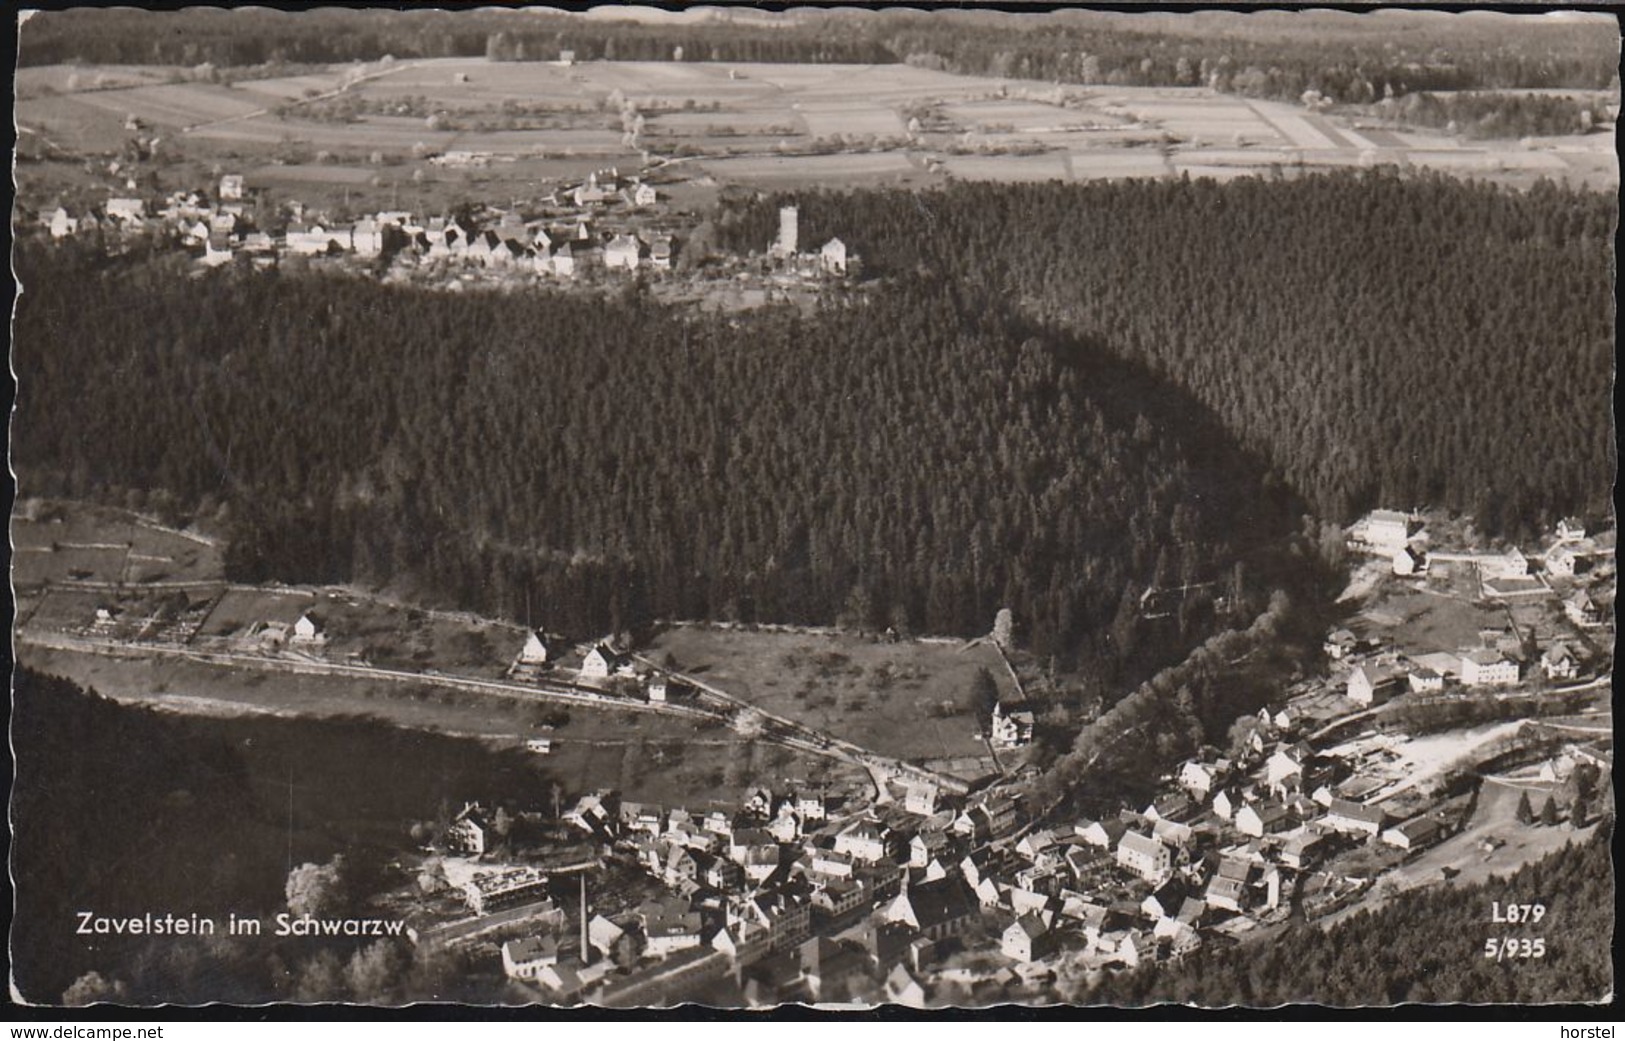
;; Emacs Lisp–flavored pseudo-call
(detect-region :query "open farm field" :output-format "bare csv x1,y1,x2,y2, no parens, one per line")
649,626,1014,767
12,505,224,588
698,151,919,185
15,64,192,99
16,59,1617,192
941,153,1071,182
1359,585,1506,657
197,587,318,638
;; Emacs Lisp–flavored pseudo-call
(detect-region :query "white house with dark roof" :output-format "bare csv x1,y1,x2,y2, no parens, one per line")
518,629,553,666
1541,642,1580,681
1324,798,1387,837
1115,831,1170,881
1460,650,1518,687
502,934,560,979
580,643,632,681
1556,518,1587,542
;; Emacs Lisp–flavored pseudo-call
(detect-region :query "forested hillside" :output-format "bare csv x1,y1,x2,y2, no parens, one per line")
10,667,525,1004
1080,822,1615,1005
722,171,1616,538
13,248,1292,664
19,8,1616,105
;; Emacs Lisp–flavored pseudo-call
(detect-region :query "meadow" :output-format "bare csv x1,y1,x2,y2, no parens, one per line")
17,57,1614,206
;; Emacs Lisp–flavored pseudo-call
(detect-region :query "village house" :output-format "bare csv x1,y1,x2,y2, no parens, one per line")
1235,801,1293,838
1392,545,1428,577
882,876,977,941
990,701,1034,748
446,803,490,854
1556,518,1588,542
649,234,674,271
640,898,705,959
1266,742,1314,795
219,174,245,201
1323,628,1360,660
1279,830,1333,870
1382,814,1447,853
1541,641,1581,681
795,788,827,823
833,819,889,864
502,934,560,980
903,785,938,816
1478,546,1529,580
291,611,326,644
884,963,927,1007
518,629,553,667
820,238,848,276
1460,649,1519,687
1077,817,1129,850
580,643,633,681
909,829,951,869
1565,589,1602,627
47,207,78,239
1407,667,1445,693
1363,510,1411,551
105,197,147,223
1347,664,1398,707
1178,759,1228,799
586,914,625,962
1115,831,1171,882
604,234,642,271
1323,798,1388,838
550,242,577,278
1000,914,1056,963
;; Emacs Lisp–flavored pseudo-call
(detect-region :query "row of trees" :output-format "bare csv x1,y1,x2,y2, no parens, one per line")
720,171,1616,540
21,8,1617,108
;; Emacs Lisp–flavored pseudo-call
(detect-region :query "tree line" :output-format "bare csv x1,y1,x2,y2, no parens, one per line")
720,170,1616,540
19,8,1617,111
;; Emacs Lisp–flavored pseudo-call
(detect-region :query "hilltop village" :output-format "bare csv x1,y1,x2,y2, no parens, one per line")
15,499,1611,1006
27,169,854,300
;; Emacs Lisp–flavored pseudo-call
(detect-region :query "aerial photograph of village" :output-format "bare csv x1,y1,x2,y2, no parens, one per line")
8,4,1617,1011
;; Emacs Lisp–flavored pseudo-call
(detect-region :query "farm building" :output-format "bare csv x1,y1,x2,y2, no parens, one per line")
1347,664,1397,707
1382,815,1446,852
1407,667,1445,693
1556,518,1587,542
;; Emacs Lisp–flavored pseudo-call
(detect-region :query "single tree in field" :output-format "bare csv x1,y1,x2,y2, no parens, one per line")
1540,795,1559,826
1570,794,1589,829
1514,791,1534,825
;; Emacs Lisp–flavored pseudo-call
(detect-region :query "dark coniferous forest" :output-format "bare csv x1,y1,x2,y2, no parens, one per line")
13,241,1287,666
13,172,1614,660
722,171,1616,538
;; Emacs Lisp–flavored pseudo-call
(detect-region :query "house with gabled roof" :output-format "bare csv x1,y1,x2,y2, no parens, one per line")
1564,589,1602,627
1115,831,1171,882
1324,798,1388,837
1077,817,1129,850
518,629,553,666
882,876,977,941
1235,801,1293,838
502,934,560,979
1000,913,1055,962
580,643,632,681
1542,641,1580,681
1460,649,1518,687
1382,814,1446,852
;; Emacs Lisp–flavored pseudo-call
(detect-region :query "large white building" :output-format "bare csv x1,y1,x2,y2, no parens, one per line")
1460,650,1519,687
